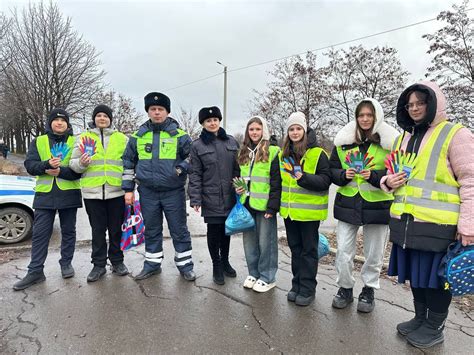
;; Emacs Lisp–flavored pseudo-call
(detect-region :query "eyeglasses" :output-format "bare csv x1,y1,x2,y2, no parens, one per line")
404,101,426,111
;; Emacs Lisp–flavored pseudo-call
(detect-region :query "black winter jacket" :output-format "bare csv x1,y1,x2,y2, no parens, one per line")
287,128,331,195
330,142,390,225
188,128,240,219
24,127,82,210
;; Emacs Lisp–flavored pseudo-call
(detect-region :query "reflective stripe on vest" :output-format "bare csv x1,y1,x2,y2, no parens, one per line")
390,121,462,225
279,147,329,221
336,144,393,202
133,129,186,160
240,145,280,211
35,135,80,192
80,131,127,188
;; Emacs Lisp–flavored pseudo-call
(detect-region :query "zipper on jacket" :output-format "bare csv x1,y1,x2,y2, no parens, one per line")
403,214,411,249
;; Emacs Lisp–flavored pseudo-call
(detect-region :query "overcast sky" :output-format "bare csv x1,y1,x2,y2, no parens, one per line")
1,0,461,133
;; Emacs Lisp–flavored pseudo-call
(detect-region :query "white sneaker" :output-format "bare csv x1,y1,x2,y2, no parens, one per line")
252,279,276,293
243,275,257,289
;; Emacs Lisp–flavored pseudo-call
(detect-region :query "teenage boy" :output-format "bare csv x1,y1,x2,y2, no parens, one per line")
14,108,82,291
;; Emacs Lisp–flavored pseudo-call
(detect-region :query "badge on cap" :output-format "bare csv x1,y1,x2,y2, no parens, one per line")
154,96,159,100
209,109,213,113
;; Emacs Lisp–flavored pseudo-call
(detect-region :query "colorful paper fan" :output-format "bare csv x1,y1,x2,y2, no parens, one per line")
79,136,97,157
281,157,302,179
50,142,70,161
345,151,374,173
384,150,418,179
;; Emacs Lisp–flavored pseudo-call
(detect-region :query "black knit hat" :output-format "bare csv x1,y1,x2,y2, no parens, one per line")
92,104,113,122
48,108,70,125
198,106,222,124
144,92,171,113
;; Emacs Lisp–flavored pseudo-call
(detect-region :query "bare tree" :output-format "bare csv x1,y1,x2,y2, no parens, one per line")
325,45,409,134
175,107,201,140
250,52,329,140
0,2,105,146
0,13,11,73
423,0,474,128
233,132,244,145
93,91,142,135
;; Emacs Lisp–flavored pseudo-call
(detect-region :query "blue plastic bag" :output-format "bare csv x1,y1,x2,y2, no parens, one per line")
438,241,474,296
225,195,255,235
318,233,330,259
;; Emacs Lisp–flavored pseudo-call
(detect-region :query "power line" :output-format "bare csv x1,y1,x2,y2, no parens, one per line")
166,72,222,91
230,17,438,73
167,7,474,90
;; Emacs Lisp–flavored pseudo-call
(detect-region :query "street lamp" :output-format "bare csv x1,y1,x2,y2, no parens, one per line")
216,61,227,130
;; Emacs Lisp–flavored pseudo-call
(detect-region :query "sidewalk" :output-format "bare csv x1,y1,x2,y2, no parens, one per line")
0,236,472,354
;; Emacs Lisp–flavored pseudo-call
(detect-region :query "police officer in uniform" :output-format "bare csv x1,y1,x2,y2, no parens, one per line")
122,93,196,281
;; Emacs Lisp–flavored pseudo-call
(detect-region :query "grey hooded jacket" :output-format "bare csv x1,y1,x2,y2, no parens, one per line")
69,127,128,200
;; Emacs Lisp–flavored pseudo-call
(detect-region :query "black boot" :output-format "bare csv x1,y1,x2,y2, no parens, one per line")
397,301,427,336
220,234,236,277
357,286,375,313
213,262,225,285
13,271,46,291
207,226,224,284
87,266,106,282
406,310,448,349
332,287,353,309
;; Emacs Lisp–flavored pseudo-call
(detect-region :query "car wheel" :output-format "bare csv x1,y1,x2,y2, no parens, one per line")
0,207,33,244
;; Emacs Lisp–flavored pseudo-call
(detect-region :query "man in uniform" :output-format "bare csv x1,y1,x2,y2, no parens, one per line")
122,92,196,281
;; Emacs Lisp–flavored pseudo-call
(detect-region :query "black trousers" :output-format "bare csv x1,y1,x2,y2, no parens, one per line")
284,219,320,297
84,197,125,267
206,223,231,265
411,287,452,313
28,208,77,272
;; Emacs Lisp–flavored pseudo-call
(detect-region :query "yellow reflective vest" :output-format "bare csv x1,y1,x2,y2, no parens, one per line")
240,145,280,211
134,129,187,160
79,131,127,188
35,135,80,192
390,121,462,225
280,147,329,221
336,144,394,202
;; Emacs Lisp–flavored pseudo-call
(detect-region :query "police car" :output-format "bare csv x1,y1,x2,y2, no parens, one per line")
0,175,35,244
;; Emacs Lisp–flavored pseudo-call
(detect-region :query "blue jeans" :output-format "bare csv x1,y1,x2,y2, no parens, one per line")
242,212,278,283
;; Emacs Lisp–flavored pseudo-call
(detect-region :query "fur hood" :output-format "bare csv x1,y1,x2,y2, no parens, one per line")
333,98,399,150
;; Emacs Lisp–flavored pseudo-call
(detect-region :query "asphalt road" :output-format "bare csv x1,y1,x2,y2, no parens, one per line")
1,236,472,354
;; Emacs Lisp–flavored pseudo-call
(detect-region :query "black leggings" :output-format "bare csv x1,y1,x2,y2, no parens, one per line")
206,223,231,264
411,287,452,313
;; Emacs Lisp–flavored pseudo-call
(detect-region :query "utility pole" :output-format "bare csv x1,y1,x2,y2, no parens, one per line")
217,61,227,130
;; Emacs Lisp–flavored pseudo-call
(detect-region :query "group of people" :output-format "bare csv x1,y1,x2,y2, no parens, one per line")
12,81,474,350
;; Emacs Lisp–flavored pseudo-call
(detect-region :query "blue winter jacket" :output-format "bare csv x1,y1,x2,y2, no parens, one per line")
121,117,192,192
